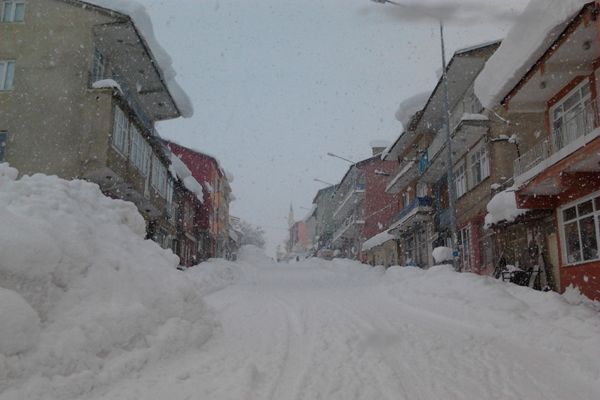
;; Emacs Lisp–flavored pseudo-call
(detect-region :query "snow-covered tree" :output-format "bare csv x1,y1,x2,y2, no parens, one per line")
237,220,266,249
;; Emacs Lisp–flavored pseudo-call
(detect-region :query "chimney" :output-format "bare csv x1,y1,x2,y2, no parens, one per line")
369,140,390,156
371,146,386,156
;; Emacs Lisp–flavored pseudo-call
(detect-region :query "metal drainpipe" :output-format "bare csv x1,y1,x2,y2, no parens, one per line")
439,21,460,271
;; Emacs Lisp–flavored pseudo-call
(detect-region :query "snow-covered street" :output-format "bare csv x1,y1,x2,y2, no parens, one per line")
90,249,600,400
0,170,599,400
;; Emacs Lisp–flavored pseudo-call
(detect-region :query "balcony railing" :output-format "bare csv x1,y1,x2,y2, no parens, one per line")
391,196,432,227
513,105,596,181
333,213,365,243
513,139,550,179
333,183,365,218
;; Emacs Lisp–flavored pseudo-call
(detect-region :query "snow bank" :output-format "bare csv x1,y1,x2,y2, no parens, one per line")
0,166,236,399
85,0,193,117
395,91,429,130
484,187,529,228
475,0,589,108
432,246,453,263
382,265,600,382
362,231,395,252
0,288,40,356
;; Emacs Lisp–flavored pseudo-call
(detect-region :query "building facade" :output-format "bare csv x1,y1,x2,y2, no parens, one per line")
477,1,600,299
0,0,192,250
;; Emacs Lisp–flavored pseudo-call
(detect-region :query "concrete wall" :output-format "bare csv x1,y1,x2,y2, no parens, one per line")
0,0,118,178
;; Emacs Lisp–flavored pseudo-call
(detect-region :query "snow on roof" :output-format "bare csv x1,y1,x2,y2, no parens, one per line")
395,92,430,131
362,231,396,252
474,0,590,109
484,187,529,228
461,113,489,122
83,0,194,117
224,170,235,183
169,154,204,203
92,79,123,93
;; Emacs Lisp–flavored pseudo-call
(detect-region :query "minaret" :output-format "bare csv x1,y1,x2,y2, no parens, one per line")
288,203,295,228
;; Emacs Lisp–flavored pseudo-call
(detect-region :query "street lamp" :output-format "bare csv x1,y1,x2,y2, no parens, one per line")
326,152,355,164
369,0,459,270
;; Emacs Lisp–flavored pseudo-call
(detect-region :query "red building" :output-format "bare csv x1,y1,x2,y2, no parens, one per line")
165,141,232,260
484,1,600,299
331,146,400,260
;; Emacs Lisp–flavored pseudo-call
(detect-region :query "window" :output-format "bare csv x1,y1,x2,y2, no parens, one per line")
0,60,15,90
151,155,168,197
416,182,428,198
91,47,106,83
0,131,7,162
551,80,593,151
129,125,150,176
454,162,466,198
560,195,600,264
2,1,25,22
469,143,489,188
402,191,411,208
112,106,129,155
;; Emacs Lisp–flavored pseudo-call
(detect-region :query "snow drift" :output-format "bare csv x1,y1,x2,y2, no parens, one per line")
0,164,240,399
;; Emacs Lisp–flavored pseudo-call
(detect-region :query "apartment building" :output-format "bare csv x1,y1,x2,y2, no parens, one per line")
331,145,399,260
0,0,193,249
476,1,600,299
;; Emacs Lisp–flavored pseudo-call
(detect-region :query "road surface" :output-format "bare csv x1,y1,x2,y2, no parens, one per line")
92,255,600,400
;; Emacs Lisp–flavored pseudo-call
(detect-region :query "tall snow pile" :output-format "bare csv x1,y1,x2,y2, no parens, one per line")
0,164,221,399
484,187,529,228
475,0,589,108
432,246,453,264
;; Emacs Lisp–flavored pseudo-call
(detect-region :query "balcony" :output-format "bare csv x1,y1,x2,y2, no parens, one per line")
389,196,432,231
333,183,365,218
332,214,365,244
385,161,417,193
513,106,598,185
420,116,489,184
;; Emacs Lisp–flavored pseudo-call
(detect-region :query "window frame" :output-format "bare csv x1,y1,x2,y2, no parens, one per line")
558,191,600,266
454,161,467,198
91,47,106,83
550,79,593,150
112,106,129,156
469,141,490,189
1,1,25,23
151,154,168,197
0,60,16,91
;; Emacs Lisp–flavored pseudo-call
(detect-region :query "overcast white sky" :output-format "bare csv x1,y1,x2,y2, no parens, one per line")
140,0,526,255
